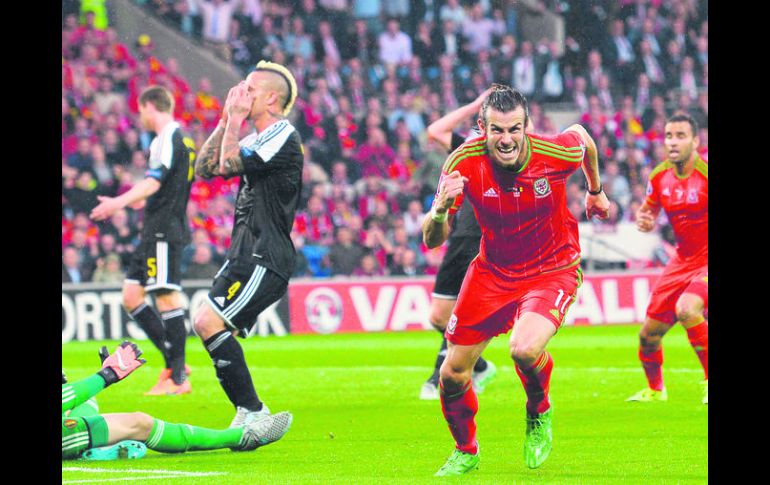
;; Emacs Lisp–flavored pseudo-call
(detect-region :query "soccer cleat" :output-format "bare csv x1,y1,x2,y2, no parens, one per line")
145,377,192,396
230,404,271,428
625,387,668,402
434,449,480,476
144,368,172,395
472,360,497,394
701,380,708,405
145,366,192,395
80,440,147,461
524,407,553,469
235,411,293,451
419,381,440,400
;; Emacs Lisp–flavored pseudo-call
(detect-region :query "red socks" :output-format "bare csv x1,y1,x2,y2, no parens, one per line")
639,347,665,391
686,320,708,380
439,380,478,455
514,351,554,415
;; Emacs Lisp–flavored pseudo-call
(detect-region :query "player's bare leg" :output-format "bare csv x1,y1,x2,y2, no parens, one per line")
509,313,557,469
627,318,671,402
422,298,497,399
435,339,491,476
676,292,708,404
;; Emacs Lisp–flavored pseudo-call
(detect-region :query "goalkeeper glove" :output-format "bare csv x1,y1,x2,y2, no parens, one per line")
96,341,146,386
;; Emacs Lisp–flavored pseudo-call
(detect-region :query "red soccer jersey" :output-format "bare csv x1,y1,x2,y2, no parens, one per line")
645,156,708,262
435,131,585,279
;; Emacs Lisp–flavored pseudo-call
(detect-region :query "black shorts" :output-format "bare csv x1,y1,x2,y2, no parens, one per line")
126,239,184,292
432,236,480,299
205,258,288,335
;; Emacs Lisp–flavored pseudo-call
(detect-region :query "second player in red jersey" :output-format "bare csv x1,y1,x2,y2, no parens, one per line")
424,85,610,476
627,113,709,405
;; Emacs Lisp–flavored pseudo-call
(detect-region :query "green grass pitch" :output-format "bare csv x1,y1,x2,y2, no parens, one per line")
62,324,707,484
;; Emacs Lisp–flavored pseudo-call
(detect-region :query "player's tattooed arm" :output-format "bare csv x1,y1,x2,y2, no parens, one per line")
219,118,247,178
195,124,225,179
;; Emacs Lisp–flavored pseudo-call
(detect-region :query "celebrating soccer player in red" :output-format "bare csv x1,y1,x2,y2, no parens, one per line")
424,84,610,476
626,113,708,405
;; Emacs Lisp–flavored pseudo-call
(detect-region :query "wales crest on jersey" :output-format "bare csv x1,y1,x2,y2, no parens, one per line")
534,177,552,198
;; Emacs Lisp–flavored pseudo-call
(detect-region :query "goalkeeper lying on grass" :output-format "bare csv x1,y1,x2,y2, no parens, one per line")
62,341,293,460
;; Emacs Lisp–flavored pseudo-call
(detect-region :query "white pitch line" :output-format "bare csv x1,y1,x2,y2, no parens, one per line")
62,468,225,485
63,476,210,484
62,467,223,475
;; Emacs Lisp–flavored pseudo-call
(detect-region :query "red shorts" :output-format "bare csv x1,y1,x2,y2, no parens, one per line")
646,255,708,325
446,260,583,346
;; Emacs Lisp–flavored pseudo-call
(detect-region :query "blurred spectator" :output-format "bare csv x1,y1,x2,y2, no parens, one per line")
354,128,402,179
603,18,636,94
678,56,699,101
571,76,589,113
284,16,315,62
328,226,367,276
344,18,378,64
402,199,425,240
389,248,424,276
512,40,537,98
603,160,632,210
461,3,505,54
378,18,413,67
539,41,565,102
636,39,666,90
193,0,239,61
92,253,126,284
315,20,343,68
439,0,466,25
63,245,89,283
292,231,312,277
183,244,220,280
294,194,335,246
352,253,385,277
68,137,95,172
63,170,100,215
352,0,382,36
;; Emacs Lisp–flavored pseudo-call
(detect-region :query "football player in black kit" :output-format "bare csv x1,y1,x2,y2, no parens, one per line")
91,86,195,396
419,88,498,400
192,61,300,433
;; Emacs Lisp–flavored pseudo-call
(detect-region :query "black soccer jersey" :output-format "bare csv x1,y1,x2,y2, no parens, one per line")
227,119,304,281
448,131,482,240
143,121,195,244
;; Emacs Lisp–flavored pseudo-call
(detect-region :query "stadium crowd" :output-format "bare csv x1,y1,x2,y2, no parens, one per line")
62,0,708,283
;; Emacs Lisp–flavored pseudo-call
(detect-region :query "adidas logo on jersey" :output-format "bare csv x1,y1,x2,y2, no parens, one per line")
483,187,499,197
214,296,226,307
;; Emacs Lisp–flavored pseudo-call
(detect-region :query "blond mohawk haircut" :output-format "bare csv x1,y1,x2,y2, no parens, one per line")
255,60,298,116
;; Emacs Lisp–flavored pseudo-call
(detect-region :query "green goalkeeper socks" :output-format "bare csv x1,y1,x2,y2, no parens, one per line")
146,419,244,453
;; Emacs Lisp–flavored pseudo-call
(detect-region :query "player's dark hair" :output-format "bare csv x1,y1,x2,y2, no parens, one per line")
666,112,699,137
479,84,529,128
139,85,175,113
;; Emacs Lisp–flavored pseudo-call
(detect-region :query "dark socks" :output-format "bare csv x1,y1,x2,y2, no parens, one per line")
204,330,262,411
129,303,170,368
161,308,187,384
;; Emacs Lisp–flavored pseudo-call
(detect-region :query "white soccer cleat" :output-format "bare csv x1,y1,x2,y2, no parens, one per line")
230,404,271,428
237,411,293,451
420,381,440,400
